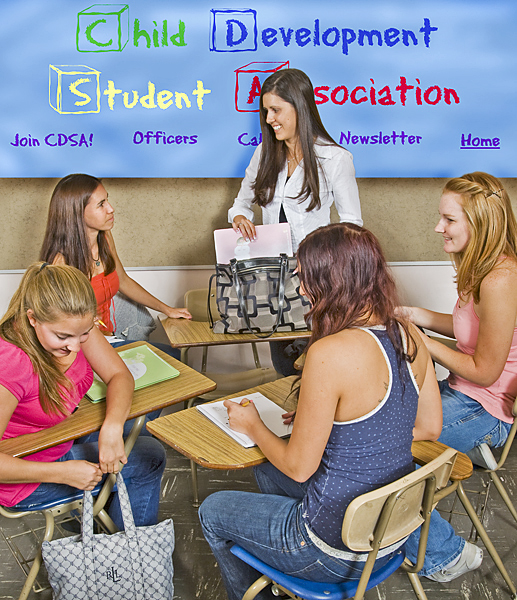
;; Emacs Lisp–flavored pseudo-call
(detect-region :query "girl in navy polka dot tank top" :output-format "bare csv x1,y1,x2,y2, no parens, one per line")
199,223,442,600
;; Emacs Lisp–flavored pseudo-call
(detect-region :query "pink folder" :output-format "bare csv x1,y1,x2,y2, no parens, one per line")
214,223,293,264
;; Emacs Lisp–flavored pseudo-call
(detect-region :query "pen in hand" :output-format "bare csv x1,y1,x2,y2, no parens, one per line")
240,399,251,407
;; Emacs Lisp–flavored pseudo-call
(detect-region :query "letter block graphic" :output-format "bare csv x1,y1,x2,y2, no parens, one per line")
235,62,289,112
49,65,101,114
77,4,129,52
210,9,257,52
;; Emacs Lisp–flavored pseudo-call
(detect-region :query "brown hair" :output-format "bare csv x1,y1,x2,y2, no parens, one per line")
444,172,517,302
253,68,338,211
40,174,115,279
297,223,416,365
0,263,97,414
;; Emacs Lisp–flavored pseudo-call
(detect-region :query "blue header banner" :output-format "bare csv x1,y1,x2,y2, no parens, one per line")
1,0,515,177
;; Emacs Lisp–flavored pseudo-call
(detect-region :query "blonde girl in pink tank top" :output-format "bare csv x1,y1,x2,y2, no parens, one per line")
401,172,517,582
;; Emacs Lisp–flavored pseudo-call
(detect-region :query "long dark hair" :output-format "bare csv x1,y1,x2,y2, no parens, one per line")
40,174,116,279
0,263,97,415
253,68,338,211
297,223,417,366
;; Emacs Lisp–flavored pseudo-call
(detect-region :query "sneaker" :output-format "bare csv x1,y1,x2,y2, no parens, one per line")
427,542,483,582
466,443,498,471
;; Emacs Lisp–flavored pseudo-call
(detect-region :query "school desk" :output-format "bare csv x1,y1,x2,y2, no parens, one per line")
147,375,517,596
160,317,311,364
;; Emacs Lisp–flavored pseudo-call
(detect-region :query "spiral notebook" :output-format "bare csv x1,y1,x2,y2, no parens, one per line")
86,344,180,403
196,392,291,448
214,223,293,264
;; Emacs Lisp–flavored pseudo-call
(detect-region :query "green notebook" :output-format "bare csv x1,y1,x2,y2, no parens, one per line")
86,344,180,403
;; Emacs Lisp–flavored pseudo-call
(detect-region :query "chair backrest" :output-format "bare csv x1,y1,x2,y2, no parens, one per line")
185,288,218,322
342,447,457,552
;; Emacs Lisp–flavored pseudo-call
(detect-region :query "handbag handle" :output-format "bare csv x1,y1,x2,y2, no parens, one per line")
231,254,289,339
207,272,217,328
82,473,147,599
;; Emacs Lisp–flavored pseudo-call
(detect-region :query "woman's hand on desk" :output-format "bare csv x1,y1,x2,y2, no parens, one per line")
224,398,261,436
232,215,256,241
163,306,192,320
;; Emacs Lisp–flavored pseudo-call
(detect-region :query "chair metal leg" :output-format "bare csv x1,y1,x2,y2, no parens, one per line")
242,574,272,600
353,549,378,600
181,347,189,364
18,550,44,600
456,482,517,596
250,343,262,369
16,506,56,599
190,459,200,507
406,571,428,600
490,471,517,523
201,346,208,373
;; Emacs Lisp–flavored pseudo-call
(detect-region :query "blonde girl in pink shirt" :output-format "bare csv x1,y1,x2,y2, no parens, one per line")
0,263,165,529
402,172,517,582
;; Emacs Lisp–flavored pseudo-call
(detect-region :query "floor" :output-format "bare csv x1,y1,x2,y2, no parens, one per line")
1,437,516,600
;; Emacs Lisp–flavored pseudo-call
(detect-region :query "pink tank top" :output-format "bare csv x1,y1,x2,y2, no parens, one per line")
448,298,517,423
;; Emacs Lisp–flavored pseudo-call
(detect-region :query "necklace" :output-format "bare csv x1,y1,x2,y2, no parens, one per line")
92,253,101,267
286,149,301,165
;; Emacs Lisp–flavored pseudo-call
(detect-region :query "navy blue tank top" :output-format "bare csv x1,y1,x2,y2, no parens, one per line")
301,326,419,551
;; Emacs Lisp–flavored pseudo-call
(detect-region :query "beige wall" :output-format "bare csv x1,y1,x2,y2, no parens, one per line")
1,177,516,270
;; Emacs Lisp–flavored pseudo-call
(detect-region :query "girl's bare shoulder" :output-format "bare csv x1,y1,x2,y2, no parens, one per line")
482,257,517,291
307,328,382,366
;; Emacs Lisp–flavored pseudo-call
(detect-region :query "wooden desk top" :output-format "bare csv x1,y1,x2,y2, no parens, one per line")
160,317,310,348
0,342,216,459
147,377,473,481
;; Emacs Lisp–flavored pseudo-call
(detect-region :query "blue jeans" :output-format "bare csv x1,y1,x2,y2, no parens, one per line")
405,381,512,575
14,436,166,530
199,462,396,600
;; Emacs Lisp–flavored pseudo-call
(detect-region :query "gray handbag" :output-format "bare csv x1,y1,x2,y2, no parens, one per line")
42,473,174,600
209,254,310,338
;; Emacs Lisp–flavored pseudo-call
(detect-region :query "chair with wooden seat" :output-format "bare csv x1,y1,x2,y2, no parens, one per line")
230,447,458,600
184,288,280,504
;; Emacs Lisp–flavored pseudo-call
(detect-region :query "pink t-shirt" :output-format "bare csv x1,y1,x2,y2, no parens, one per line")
0,338,93,506
448,298,517,424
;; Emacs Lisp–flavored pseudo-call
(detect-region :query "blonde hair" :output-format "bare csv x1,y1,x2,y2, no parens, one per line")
0,263,97,414
444,172,517,302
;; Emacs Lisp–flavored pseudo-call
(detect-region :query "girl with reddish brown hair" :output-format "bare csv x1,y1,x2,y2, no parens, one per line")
199,223,441,600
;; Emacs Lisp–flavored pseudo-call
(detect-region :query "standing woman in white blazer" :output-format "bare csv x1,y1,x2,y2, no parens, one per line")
229,68,363,375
